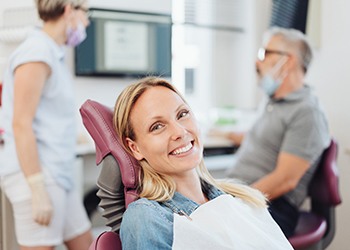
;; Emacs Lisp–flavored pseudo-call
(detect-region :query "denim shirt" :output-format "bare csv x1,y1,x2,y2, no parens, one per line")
120,182,224,250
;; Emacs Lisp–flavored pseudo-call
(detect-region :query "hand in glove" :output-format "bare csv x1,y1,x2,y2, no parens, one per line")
26,172,53,226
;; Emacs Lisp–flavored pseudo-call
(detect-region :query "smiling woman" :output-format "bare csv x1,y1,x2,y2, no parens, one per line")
112,76,294,250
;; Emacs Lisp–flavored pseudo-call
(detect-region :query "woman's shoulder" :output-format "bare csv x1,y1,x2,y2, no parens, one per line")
17,30,51,52
120,198,174,249
123,198,173,224
9,30,54,70
127,197,161,209
120,198,174,239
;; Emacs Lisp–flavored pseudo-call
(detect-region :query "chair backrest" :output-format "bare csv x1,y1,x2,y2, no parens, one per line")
309,138,341,206
81,100,144,250
309,138,341,248
80,99,140,208
288,138,342,249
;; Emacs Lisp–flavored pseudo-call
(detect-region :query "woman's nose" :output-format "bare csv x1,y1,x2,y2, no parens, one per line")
84,16,90,27
170,122,187,141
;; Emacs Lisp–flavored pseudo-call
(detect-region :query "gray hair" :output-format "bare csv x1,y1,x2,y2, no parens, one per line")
35,0,86,21
263,26,313,73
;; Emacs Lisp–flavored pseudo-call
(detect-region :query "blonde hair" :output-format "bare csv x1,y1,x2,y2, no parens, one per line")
35,0,86,21
113,77,267,207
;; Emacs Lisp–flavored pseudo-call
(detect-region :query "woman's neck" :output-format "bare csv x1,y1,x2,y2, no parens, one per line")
174,171,208,204
42,20,66,45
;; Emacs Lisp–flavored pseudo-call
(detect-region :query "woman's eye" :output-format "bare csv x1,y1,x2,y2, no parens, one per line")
178,110,190,119
150,123,163,132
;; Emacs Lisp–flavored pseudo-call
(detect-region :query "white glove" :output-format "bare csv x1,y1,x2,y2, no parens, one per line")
26,172,53,226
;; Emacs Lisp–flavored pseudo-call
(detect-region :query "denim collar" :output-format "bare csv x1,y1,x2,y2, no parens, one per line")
162,181,224,216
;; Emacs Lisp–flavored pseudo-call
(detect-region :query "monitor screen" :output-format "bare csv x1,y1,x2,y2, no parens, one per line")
75,9,172,77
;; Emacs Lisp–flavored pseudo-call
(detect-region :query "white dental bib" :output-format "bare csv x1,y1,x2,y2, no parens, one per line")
172,194,293,249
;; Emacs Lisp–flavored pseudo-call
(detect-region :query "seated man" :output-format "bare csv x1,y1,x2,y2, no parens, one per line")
221,27,330,237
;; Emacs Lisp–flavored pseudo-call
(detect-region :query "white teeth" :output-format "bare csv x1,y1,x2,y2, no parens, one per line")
172,143,192,155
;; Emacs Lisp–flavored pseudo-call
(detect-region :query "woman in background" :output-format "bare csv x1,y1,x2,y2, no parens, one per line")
0,0,93,249
113,77,293,249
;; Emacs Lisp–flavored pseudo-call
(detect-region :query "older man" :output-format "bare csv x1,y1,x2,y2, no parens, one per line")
224,27,330,237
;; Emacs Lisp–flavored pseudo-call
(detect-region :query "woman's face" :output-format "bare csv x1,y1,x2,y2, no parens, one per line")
127,86,203,177
63,3,90,46
69,3,90,29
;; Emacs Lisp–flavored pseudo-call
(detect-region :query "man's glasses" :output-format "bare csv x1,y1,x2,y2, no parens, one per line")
74,6,92,18
257,48,290,61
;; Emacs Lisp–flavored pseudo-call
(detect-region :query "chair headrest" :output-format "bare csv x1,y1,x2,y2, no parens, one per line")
309,138,341,205
79,99,140,190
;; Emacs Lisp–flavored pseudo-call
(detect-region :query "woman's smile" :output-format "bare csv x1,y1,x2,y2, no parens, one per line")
170,141,194,156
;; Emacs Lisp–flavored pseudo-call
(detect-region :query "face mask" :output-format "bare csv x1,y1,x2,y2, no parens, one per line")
259,57,288,97
66,21,87,47
259,74,281,97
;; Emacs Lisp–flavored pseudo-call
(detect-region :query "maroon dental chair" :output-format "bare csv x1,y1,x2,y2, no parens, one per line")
80,99,141,250
288,138,341,250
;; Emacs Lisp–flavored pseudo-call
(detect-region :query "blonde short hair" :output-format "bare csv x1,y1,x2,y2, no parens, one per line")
35,0,86,21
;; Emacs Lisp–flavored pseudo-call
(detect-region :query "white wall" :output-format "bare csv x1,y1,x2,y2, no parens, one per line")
306,1,350,249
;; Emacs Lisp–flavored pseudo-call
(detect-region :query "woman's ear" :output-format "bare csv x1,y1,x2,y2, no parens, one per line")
63,4,73,15
63,4,73,20
126,138,144,160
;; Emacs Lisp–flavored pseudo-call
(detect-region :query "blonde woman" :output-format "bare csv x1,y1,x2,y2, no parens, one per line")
113,77,293,249
1,0,92,249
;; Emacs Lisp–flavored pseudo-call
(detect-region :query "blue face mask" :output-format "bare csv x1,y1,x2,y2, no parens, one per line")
259,74,281,97
259,57,288,97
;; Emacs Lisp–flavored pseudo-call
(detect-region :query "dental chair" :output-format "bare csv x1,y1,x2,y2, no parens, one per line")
80,99,141,250
288,138,341,250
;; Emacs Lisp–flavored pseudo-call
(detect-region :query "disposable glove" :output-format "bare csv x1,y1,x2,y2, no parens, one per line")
26,172,53,226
